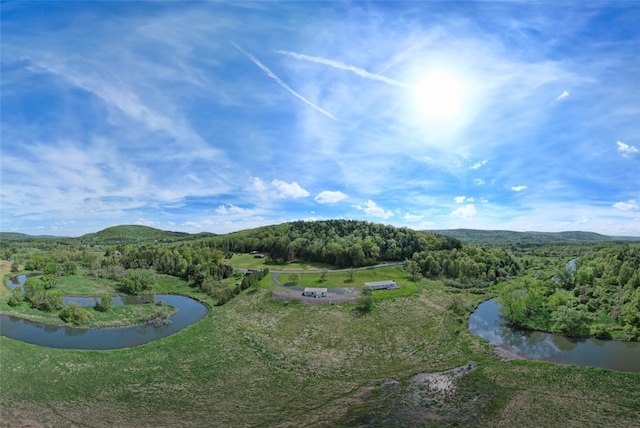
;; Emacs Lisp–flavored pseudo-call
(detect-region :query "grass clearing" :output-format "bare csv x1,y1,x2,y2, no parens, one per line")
0,260,14,299
229,253,336,270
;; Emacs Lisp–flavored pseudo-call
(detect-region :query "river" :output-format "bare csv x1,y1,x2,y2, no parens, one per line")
468,299,640,373
1,275,209,350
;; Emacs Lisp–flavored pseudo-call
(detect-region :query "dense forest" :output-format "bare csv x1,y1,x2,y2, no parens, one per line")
499,244,640,340
199,220,462,267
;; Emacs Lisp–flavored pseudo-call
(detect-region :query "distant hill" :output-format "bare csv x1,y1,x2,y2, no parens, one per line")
429,229,638,246
0,232,67,241
78,225,215,245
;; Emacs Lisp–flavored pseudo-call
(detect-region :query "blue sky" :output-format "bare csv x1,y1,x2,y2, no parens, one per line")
1,1,639,237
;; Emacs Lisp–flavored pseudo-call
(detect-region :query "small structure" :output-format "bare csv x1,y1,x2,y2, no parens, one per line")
364,280,400,290
253,253,266,258
302,287,327,298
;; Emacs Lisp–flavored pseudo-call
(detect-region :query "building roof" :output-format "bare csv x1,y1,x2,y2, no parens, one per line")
303,287,328,293
364,280,397,287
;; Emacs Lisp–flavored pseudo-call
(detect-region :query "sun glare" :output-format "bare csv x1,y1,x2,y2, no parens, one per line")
415,70,465,121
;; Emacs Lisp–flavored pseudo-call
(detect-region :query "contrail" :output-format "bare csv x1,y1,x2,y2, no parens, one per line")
276,50,411,89
232,43,338,121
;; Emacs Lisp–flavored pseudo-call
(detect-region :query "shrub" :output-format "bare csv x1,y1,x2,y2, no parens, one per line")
42,289,64,312
60,302,93,325
7,287,24,307
94,294,114,312
119,269,155,294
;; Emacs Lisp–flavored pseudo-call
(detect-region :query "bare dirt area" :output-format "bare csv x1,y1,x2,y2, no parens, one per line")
271,287,360,305
342,361,494,427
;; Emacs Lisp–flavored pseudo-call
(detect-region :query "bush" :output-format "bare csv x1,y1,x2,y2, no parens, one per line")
356,286,373,314
7,287,24,307
60,302,93,325
119,269,155,294
42,289,64,312
94,294,114,312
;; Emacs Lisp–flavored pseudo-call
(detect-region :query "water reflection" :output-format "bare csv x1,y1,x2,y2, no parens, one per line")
2,275,209,350
469,299,640,373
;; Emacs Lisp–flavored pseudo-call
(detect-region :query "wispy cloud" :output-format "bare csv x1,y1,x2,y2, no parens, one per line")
314,190,348,204
470,160,488,169
617,141,638,157
557,90,570,101
612,200,639,211
276,49,410,88
233,43,338,120
511,185,528,192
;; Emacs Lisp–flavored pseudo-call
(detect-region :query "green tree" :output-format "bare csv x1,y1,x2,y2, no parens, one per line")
288,273,300,285
403,259,422,281
60,302,93,325
7,287,24,307
356,286,373,313
24,278,46,309
95,295,114,312
10,262,20,273
551,305,588,335
119,269,155,294
320,270,328,282
42,290,64,312
348,268,356,283
43,262,59,277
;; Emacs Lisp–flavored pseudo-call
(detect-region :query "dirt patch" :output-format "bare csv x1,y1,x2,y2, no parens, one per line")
341,361,494,427
271,287,359,304
493,346,526,361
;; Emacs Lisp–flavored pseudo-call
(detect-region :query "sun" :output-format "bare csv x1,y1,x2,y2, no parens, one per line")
415,70,466,121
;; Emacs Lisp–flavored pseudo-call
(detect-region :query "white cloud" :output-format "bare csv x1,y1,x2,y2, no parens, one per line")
182,221,202,229
135,218,160,227
271,179,310,199
511,185,528,192
612,200,639,211
617,141,638,157
473,178,486,186
403,213,423,222
353,200,393,219
216,204,246,215
314,190,348,204
454,196,467,204
470,160,487,169
251,177,267,192
452,204,477,219
557,90,570,101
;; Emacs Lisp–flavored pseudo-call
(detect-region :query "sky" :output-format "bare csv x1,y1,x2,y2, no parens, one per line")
1,1,639,237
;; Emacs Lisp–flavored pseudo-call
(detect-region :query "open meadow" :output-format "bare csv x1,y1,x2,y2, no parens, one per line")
2,269,639,427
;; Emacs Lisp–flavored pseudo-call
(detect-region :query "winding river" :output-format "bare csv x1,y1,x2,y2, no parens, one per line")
1,275,209,350
469,299,640,373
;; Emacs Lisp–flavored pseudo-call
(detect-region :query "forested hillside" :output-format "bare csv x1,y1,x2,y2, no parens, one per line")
431,229,625,247
78,225,213,245
200,220,462,267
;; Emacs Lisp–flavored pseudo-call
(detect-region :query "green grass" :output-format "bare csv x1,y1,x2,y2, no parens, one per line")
52,269,119,296
1,271,639,427
0,299,175,328
229,253,336,270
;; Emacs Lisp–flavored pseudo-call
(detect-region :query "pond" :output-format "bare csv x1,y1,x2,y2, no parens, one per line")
1,275,209,350
469,299,640,373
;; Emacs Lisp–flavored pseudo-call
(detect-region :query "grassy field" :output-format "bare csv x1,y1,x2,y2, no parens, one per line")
0,260,13,299
229,253,336,270
1,271,639,427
